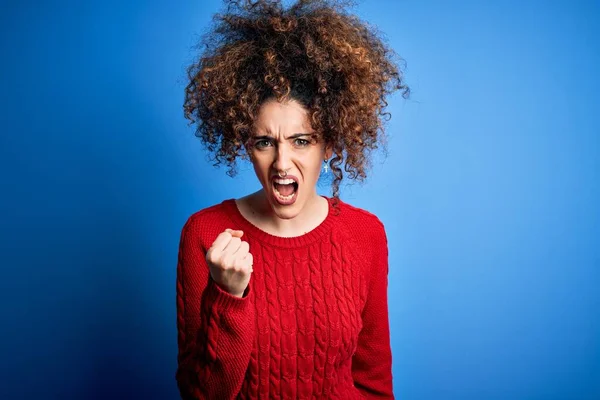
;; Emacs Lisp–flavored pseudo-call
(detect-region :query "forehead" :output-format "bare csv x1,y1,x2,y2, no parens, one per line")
253,99,312,134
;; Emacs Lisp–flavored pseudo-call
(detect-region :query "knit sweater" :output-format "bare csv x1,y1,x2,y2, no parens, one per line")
175,195,393,399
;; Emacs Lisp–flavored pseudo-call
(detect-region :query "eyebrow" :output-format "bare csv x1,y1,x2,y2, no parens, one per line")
253,133,314,140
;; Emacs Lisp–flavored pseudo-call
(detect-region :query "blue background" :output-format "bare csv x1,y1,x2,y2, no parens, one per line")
1,0,598,399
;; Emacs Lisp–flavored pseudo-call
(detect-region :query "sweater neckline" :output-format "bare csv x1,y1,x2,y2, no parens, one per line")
222,195,336,248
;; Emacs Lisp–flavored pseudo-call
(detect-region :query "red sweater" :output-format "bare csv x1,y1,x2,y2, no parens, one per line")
175,195,393,399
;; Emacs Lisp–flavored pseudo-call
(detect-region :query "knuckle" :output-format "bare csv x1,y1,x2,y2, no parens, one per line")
222,255,234,268
232,261,243,273
206,251,217,265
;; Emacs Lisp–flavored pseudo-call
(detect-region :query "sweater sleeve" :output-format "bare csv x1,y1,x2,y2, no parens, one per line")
175,216,255,400
351,219,394,399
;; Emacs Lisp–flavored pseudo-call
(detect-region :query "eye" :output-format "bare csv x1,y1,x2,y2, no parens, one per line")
255,139,272,149
295,138,310,147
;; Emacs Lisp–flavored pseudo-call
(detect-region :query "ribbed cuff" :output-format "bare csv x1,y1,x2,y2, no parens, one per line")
205,277,252,311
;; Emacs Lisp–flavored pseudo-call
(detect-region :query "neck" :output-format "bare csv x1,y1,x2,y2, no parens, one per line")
249,188,324,236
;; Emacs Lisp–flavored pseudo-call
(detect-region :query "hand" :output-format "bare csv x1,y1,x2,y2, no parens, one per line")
206,228,254,298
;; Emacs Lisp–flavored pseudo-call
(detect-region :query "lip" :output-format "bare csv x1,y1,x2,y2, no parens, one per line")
270,174,299,206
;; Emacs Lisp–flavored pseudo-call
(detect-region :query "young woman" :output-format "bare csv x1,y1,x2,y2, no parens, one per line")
175,1,409,398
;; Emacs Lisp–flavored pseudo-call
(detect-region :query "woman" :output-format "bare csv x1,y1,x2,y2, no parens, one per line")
176,0,409,398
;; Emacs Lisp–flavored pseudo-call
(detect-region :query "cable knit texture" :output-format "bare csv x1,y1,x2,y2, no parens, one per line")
176,195,393,399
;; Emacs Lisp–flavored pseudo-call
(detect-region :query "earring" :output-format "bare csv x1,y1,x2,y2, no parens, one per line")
323,158,329,173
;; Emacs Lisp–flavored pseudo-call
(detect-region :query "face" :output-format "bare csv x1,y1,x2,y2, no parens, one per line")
245,98,332,219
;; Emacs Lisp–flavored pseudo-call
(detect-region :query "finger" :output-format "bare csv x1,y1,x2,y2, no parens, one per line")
242,252,254,272
223,235,242,255
211,229,243,252
233,241,249,258
225,228,244,237
241,250,252,263
210,230,235,253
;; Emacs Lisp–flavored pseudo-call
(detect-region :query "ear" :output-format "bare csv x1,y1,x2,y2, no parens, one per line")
324,144,333,160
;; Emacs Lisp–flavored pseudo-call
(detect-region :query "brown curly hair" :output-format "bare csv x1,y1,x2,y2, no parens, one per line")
184,0,410,203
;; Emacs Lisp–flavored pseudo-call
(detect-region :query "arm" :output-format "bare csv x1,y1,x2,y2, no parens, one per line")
176,216,255,400
351,220,394,399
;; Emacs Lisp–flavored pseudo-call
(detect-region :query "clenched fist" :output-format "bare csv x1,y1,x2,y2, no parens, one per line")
206,228,254,298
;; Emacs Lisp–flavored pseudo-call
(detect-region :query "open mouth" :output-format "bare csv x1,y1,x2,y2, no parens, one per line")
273,181,298,200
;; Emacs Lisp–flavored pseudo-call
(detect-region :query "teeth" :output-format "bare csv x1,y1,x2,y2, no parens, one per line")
274,178,296,185
274,186,296,200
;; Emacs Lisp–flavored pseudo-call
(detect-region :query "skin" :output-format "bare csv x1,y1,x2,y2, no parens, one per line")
240,98,333,237
207,98,333,298
206,228,252,298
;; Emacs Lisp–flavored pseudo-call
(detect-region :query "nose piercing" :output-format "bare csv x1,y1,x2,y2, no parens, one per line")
278,169,289,178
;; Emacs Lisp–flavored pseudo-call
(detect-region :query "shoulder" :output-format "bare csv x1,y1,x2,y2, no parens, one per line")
338,200,385,226
179,200,231,250
185,200,228,224
334,199,389,285
334,198,387,244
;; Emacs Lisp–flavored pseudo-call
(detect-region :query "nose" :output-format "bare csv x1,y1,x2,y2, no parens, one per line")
272,143,293,173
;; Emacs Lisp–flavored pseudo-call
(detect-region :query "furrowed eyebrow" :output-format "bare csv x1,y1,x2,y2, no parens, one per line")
253,133,314,140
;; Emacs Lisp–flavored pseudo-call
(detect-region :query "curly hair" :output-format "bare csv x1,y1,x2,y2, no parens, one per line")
184,0,410,203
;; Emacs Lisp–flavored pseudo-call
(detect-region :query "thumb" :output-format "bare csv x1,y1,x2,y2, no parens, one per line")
225,228,244,237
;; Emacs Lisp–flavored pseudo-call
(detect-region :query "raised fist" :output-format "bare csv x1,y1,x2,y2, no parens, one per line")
205,228,253,298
